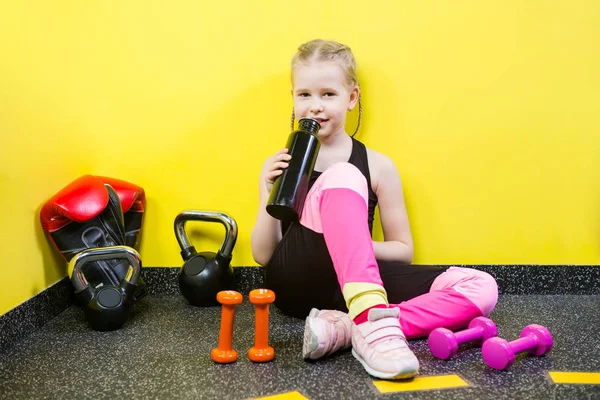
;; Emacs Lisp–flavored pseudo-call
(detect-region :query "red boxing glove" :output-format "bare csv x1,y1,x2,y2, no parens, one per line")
41,175,125,261
40,175,146,302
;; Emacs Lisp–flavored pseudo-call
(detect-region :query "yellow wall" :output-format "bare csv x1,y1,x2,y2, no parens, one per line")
1,1,599,315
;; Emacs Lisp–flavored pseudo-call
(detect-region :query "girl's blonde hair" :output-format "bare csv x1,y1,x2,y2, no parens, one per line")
290,39,363,137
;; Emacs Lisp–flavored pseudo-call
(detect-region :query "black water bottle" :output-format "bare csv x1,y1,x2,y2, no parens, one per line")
266,117,321,221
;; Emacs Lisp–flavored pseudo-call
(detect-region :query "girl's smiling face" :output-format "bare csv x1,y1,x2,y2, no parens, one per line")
292,61,359,139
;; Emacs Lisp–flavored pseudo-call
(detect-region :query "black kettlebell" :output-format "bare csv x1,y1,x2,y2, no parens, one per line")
68,246,142,331
174,210,238,307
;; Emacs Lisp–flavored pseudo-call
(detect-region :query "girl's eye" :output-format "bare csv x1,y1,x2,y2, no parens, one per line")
298,93,310,97
324,92,336,97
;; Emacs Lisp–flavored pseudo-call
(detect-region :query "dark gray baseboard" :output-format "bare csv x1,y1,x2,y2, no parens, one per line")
140,266,265,296
458,265,600,295
2,265,598,353
141,265,600,296
0,278,75,354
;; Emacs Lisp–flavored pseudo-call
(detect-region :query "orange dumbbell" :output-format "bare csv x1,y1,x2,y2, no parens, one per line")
211,290,243,363
248,289,276,362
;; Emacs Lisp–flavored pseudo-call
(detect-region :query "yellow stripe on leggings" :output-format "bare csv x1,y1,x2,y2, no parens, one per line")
548,371,600,385
251,391,309,400
373,374,469,393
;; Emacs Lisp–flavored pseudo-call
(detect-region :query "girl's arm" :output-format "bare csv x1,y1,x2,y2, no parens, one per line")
250,150,290,266
371,152,414,264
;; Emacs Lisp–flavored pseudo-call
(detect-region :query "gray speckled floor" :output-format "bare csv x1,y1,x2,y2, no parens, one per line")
1,295,599,400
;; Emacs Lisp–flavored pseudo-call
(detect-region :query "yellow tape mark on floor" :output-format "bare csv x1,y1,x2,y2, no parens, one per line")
252,391,309,400
548,371,600,385
374,374,469,393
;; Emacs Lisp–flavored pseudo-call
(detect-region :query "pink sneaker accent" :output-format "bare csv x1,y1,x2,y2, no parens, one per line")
353,304,387,325
351,307,420,380
302,308,352,360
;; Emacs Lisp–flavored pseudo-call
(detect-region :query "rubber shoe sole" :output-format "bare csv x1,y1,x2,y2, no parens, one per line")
352,349,419,380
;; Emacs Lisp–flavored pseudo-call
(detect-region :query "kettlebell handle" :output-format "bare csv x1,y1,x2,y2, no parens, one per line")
174,211,238,258
68,246,142,292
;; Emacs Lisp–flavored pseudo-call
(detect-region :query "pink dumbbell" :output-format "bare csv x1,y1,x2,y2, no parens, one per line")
428,317,498,360
482,324,553,370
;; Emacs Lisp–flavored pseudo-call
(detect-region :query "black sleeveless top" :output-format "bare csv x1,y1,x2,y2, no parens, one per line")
281,137,379,235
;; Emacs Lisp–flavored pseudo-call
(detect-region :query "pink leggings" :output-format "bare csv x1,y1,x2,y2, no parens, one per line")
300,162,499,339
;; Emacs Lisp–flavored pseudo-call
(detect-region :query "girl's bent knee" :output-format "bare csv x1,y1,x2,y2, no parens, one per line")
433,267,499,317
471,270,499,317
317,162,368,197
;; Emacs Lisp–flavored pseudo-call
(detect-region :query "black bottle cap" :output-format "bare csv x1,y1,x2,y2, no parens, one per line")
298,118,321,134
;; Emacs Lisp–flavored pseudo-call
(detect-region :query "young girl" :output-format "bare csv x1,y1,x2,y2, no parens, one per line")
251,39,498,380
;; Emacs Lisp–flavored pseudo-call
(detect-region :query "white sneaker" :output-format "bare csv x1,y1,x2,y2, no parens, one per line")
302,308,352,360
351,307,419,380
